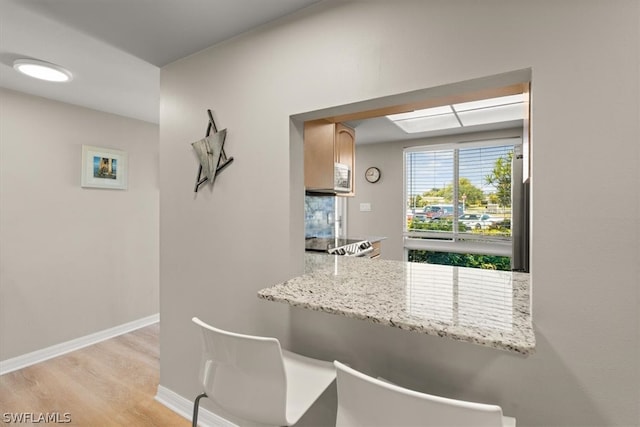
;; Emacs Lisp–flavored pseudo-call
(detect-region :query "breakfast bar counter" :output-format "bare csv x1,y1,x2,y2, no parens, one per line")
258,253,535,356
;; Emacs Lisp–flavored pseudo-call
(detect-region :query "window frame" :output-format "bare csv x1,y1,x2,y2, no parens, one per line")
403,137,522,260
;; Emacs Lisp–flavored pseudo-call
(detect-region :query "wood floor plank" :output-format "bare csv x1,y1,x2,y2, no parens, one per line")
0,323,189,426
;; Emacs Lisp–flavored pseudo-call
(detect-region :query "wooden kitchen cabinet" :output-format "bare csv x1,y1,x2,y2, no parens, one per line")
304,120,355,196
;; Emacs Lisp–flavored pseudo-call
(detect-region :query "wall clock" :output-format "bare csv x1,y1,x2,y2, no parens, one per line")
365,166,381,183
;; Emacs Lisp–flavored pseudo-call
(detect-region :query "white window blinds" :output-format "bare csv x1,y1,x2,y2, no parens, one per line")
404,138,520,253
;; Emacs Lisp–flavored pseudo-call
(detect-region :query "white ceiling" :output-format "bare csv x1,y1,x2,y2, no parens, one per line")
0,0,321,123
0,0,522,142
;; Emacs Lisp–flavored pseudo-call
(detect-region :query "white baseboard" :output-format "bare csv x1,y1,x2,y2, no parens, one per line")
155,385,236,427
0,313,160,375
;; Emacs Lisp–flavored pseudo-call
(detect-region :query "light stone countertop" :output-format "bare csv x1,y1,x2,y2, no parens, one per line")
353,235,387,243
258,253,535,356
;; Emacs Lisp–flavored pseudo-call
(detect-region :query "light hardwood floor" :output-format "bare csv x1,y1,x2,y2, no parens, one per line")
0,323,189,426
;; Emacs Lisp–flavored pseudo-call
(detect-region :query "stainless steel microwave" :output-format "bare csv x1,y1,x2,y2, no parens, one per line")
334,163,351,193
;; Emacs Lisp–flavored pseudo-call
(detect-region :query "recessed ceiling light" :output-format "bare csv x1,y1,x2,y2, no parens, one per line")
386,93,526,134
387,105,453,121
13,59,73,82
457,103,524,127
452,94,524,112
389,113,461,133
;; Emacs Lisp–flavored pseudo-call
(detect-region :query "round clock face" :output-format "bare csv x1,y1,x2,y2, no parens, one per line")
365,167,381,183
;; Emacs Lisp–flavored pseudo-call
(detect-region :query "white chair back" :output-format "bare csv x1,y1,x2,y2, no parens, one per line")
334,361,511,427
192,317,288,426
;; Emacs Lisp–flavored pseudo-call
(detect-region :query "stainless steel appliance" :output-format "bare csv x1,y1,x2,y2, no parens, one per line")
305,237,373,257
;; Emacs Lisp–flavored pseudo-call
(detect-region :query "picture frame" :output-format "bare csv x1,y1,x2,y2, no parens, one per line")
81,145,128,190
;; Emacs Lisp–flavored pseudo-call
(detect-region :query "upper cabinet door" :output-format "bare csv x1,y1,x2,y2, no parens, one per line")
304,121,356,196
335,123,355,169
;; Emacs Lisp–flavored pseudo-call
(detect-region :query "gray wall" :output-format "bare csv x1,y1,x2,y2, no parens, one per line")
0,88,160,360
159,1,640,425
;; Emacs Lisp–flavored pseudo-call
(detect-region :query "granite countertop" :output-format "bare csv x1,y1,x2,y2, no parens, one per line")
258,253,535,356
354,235,386,243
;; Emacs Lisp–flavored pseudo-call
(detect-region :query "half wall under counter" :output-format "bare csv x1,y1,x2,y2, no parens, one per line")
258,253,535,356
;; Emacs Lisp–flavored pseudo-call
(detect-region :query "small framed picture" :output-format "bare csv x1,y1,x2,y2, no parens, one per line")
81,145,128,190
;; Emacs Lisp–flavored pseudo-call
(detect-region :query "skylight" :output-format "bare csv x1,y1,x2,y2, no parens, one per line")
387,93,525,133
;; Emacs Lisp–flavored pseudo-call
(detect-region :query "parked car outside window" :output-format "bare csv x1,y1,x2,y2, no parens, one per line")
458,213,504,230
423,204,463,219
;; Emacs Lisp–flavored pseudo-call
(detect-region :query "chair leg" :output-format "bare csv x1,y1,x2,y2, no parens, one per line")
192,392,208,427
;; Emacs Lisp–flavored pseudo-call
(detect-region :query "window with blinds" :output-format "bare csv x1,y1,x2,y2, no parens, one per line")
404,138,522,269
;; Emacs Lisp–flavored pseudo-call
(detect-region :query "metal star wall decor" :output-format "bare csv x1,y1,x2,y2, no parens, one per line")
192,109,234,193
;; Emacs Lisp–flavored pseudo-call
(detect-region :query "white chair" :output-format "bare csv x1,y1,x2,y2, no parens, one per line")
191,317,336,427
334,361,515,427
